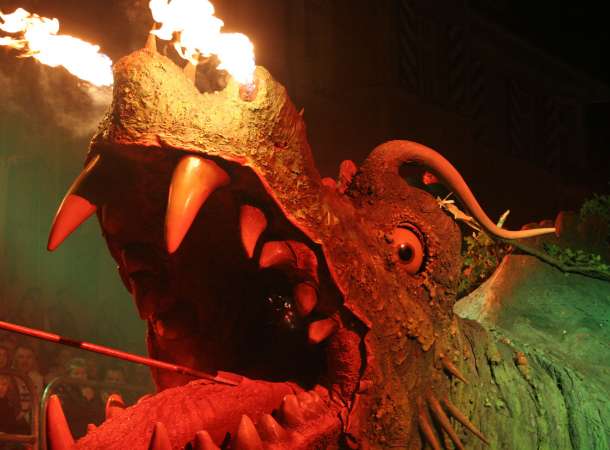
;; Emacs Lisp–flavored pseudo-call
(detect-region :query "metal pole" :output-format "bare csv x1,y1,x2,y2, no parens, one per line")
0,320,239,386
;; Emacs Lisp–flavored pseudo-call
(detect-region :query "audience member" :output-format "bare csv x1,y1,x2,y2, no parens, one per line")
56,358,103,438
99,365,127,406
0,345,10,371
85,357,101,382
0,373,24,435
11,345,43,427
0,333,18,357
44,348,74,384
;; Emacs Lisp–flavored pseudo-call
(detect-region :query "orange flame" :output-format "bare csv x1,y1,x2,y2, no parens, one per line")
149,0,255,86
0,8,113,87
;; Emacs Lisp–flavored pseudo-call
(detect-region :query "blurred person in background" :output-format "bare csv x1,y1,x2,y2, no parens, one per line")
85,356,101,382
55,358,103,438
0,373,23,435
0,333,18,357
0,345,11,371
44,347,74,384
99,365,127,406
11,345,43,427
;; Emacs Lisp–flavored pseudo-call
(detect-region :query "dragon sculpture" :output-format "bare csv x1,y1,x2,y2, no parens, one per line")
42,36,608,450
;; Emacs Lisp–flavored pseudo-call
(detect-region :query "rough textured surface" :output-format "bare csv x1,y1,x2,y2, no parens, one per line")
451,320,609,449
456,254,610,391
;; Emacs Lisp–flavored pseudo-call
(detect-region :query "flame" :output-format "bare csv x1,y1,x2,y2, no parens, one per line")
0,8,113,87
149,0,255,85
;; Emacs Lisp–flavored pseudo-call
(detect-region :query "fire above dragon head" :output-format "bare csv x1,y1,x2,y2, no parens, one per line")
44,29,555,450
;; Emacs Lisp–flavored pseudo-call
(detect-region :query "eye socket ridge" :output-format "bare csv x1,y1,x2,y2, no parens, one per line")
392,224,426,274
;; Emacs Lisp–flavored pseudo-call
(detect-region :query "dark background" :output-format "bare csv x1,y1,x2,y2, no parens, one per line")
0,0,609,349
3,1,609,83
3,1,610,182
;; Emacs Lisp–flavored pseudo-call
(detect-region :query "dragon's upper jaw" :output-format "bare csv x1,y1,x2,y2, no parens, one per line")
81,141,362,448
55,47,372,448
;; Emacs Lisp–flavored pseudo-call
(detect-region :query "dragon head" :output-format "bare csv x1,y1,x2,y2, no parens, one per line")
47,43,554,449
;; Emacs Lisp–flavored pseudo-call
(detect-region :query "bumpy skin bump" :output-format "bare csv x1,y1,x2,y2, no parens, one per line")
64,48,608,449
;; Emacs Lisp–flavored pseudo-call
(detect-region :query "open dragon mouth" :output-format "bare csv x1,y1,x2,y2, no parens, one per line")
66,144,363,449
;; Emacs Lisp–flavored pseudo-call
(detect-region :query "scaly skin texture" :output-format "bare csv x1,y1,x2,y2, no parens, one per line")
55,47,608,449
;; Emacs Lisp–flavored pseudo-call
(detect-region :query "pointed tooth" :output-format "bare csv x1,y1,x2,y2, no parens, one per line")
308,318,338,344
257,414,286,442
240,205,267,258
184,62,197,83
105,393,125,420
297,391,314,404
233,415,263,450
46,394,75,450
294,282,317,316
309,390,322,404
259,241,295,269
297,392,320,419
148,422,172,450
165,155,230,253
280,394,305,427
313,385,329,399
47,154,101,251
321,177,337,189
145,32,157,52
194,430,220,450
287,241,319,283
47,195,96,251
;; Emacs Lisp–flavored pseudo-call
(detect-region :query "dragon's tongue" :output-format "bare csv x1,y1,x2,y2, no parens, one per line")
76,377,302,449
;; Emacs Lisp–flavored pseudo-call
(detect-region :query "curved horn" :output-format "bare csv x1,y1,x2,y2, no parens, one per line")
364,140,555,240
47,154,101,251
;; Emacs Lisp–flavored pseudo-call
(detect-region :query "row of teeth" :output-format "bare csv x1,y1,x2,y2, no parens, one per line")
47,153,340,345
46,387,330,449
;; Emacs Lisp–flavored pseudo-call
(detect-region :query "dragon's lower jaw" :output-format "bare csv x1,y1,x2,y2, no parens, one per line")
74,378,342,449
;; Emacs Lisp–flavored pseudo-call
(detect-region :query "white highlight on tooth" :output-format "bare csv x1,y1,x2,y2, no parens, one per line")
105,393,126,420
148,422,172,450
257,413,286,442
233,415,263,450
165,154,230,253
259,241,295,269
308,318,338,344
240,205,267,259
194,430,220,450
280,394,305,427
294,282,318,316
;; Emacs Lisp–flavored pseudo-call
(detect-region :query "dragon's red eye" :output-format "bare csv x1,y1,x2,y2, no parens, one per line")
392,227,425,274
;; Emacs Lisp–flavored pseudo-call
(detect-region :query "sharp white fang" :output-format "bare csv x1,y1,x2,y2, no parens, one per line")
165,155,230,254
240,205,267,258
233,414,263,450
46,394,75,450
47,154,101,251
308,318,339,344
